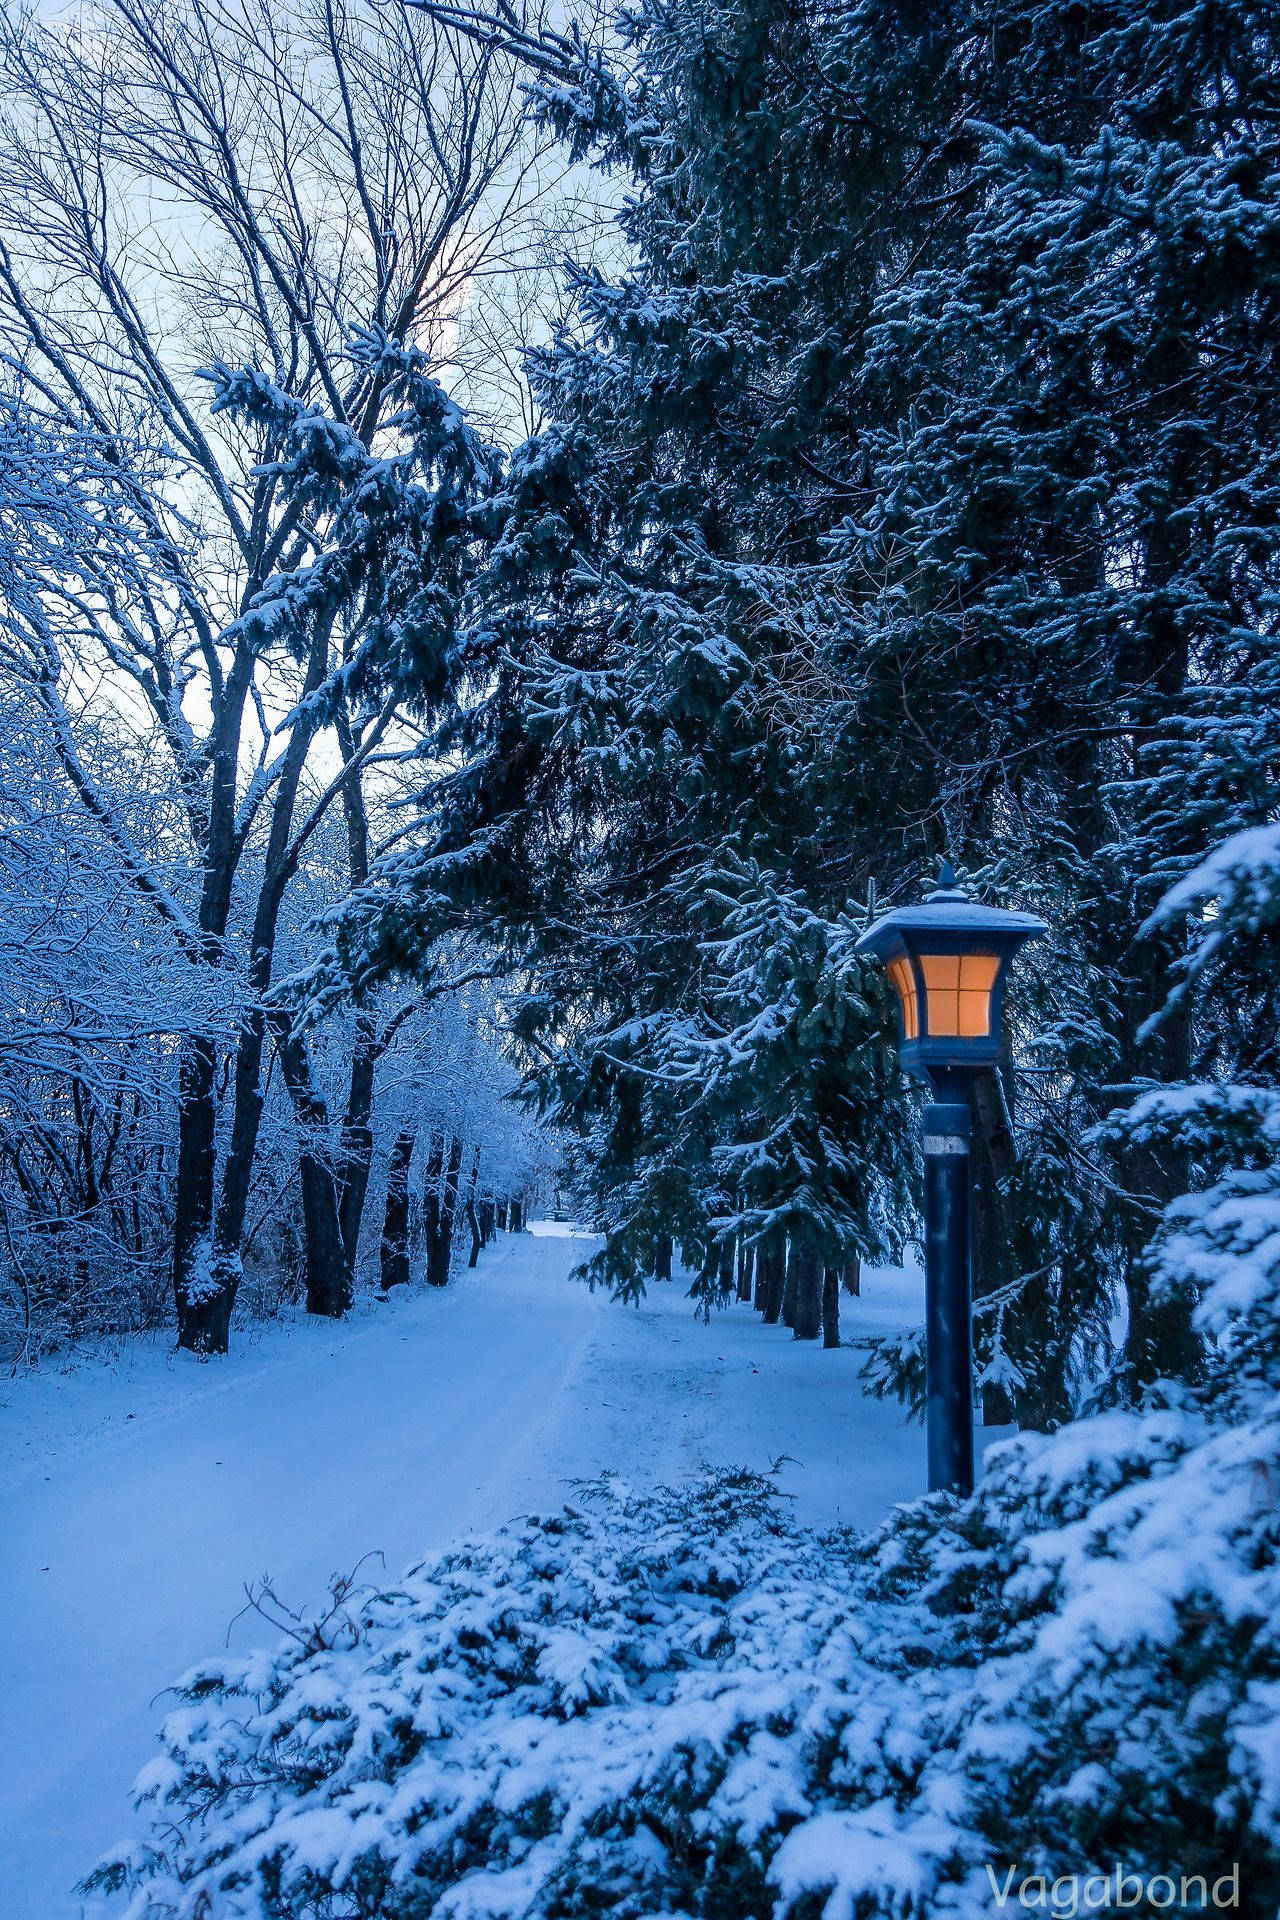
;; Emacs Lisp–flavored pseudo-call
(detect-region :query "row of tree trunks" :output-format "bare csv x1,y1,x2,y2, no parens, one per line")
645,1221,847,1349
381,1132,526,1289
744,1225,843,1345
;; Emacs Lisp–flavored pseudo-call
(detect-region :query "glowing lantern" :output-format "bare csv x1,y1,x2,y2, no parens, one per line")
856,863,1045,1090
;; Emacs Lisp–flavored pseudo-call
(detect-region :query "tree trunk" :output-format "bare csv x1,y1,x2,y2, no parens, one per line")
443,1136,464,1264
969,1072,1032,1425
736,1239,753,1302
694,1245,715,1295
333,707,377,1283
790,1232,823,1341
335,1009,377,1284
296,1146,349,1317
654,1232,673,1282
781,1236,798,1329
424,1135,464,1287
1122,1254,1202,1390
510,1196,523,1232
842,1252,861,1296
171,647,257,1355
465,1146,483,1267
421,1136,445,1282
1116,326,1201,1392
760,1229,786,1324
822,1266,840,1348
380,1128,415,1292
969,1069,1078,1429
274,1018,349,1319
193,628,331,1350
172,1036,227,1351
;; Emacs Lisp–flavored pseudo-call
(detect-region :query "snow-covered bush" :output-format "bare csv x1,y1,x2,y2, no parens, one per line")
88,815,1280,1914
92,1316,1280,1916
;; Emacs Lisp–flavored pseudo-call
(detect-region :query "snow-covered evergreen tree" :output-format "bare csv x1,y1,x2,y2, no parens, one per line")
357,0,1280,1413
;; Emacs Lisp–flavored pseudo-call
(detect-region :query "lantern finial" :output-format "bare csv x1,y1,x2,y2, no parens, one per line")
929,859,965,901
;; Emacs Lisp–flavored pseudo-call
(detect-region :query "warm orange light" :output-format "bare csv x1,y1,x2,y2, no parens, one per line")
919,952,1001,1037
887,955,919,1039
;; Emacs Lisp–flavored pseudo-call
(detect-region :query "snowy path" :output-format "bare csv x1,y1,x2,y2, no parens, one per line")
0,1228,988,1917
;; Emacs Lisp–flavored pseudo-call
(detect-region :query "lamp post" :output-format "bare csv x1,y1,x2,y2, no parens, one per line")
855,863,1045,1496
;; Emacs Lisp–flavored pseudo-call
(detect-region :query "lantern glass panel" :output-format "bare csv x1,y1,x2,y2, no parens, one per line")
919,951,1001,1038
886,955,919,1039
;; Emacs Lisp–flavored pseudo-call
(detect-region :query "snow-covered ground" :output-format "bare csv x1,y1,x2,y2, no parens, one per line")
0,1228,1003,1918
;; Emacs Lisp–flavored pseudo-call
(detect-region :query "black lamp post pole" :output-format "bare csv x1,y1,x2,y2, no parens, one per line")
922,1093,974,1495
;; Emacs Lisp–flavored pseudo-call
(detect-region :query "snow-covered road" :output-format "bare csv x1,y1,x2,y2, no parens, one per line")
0,1228,975,1917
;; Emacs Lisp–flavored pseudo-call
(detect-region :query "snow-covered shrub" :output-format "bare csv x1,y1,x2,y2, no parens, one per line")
89,807,1280,1915
87,808,1280,1911
92,1313,1280,1917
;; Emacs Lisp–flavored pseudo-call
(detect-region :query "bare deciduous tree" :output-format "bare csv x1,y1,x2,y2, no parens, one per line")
0,0,556,1348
